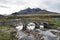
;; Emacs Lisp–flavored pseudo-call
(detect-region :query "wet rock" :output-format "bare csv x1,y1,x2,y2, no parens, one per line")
56,27,60,31
20,35,36,40
16,29,60,40
16,31,27,39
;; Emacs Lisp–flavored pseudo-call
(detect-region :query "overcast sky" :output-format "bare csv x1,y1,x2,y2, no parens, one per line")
0,0,60,15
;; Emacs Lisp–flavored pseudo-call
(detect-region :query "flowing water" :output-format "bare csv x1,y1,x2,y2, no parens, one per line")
16,26,60,40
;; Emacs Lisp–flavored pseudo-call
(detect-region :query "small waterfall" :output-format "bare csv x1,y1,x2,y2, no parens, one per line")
15,23,60,40
16,29,60,40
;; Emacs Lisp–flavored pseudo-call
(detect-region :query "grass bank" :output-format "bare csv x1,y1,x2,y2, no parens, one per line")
0,25,17,40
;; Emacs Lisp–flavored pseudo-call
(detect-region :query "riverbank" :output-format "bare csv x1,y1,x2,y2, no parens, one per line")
0,25,17,40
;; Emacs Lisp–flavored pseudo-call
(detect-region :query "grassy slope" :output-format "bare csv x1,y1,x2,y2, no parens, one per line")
0,25,16,40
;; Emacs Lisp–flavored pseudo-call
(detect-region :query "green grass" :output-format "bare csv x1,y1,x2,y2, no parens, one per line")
0,25,11,29
50,22,60,26
0,25,17,40
0,31,16,40
0,32,10,40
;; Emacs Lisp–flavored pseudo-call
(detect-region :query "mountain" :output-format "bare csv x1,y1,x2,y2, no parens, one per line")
12,8,42,15
19,8,42,13
11,8,59,15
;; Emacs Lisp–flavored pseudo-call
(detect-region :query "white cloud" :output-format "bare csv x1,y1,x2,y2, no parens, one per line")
41,0,60,13
0,0,60,15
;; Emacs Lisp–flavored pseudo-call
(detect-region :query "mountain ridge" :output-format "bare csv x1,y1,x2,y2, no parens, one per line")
11,8,42,15
11,8,59,15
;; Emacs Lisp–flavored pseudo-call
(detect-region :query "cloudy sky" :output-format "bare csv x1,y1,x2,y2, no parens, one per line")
0,0,60,15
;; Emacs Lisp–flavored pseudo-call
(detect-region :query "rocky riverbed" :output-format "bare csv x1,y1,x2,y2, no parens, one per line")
16,29,60,40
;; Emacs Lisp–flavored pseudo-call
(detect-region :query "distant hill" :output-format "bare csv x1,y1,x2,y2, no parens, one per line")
11,8,42,15
19,8,42,13
11,8,59,16
0,15,4,16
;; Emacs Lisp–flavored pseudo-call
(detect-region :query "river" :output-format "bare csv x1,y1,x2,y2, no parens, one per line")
16,29,60,40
